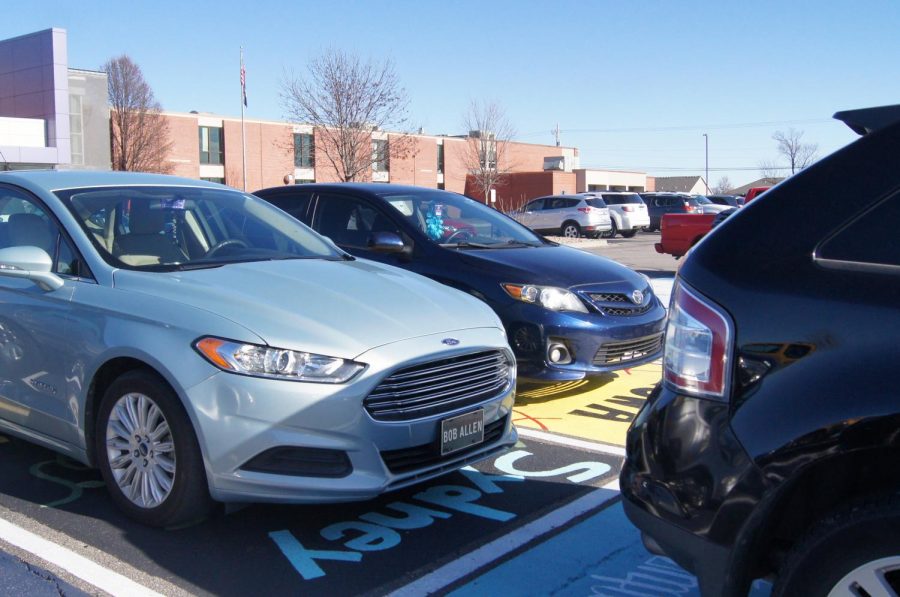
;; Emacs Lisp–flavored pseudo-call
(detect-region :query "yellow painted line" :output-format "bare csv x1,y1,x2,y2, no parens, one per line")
514,362,662,447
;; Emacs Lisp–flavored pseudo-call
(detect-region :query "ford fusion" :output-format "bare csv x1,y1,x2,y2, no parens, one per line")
0,171,516,527
254,183,667,382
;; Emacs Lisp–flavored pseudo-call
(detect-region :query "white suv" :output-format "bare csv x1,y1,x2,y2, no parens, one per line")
584,192,650,238
512,195,612,238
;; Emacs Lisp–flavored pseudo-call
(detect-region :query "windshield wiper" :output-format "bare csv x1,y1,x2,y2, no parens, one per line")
441,241,496,249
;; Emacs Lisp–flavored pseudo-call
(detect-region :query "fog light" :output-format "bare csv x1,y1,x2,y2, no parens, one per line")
548,342,573,364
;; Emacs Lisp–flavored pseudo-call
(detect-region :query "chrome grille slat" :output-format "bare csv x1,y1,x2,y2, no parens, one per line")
583,291,653,317
364,350,511,422
371,359,504,393
368,367,507,403
593,333,663,365
383,353,504,382
369,378,509,418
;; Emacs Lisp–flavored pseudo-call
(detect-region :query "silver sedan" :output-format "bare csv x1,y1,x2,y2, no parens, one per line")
0,170,516,527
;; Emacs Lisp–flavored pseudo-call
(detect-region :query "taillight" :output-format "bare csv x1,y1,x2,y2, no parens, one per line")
663,281,733,400
622,205,635,212
577,207,591,213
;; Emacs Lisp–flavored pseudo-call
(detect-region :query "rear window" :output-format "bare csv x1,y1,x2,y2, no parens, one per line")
602,194,643,205
586,198,608,208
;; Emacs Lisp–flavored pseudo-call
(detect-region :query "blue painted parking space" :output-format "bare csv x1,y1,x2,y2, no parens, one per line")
449,499,772,597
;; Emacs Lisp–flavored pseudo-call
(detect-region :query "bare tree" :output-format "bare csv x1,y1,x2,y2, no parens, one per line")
773,128,818,174
462,100,516,205
711,176,733,194
280,49,414,182
104,55,173,173
758,159,783,180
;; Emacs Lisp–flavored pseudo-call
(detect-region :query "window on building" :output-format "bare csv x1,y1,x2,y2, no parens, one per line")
293,133,314,168
69,94,84,165
437,144,444,174
437,182,445,190
199,126,224,164
200,177,225,184
372,139,389,172
480,141,497,170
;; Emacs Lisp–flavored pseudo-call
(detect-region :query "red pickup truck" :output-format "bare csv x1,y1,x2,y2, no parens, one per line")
654,186,771,258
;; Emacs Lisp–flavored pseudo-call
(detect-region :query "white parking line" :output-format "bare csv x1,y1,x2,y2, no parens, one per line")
0,516,163,597
516,426,627,457
388,486,620,597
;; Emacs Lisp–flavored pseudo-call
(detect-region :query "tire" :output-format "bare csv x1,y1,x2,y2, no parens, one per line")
621,229,638,238
602,220,618,238
561,221,581,238
95,369,213,528
772,496,900,597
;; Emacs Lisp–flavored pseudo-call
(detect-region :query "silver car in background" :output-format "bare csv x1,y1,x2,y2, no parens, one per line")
511,194,612,238
0,170,516,527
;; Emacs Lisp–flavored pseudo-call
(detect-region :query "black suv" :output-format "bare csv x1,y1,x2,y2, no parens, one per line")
622,104,900,596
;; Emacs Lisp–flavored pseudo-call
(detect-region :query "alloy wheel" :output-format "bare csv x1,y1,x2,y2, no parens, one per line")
105,392,176,509
827,556,900,597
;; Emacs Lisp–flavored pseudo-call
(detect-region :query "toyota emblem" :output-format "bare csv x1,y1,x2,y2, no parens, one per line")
631,290,644,304
442,338,460,346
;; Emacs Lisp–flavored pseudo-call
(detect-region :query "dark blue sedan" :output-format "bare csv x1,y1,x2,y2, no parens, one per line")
254,183,667,382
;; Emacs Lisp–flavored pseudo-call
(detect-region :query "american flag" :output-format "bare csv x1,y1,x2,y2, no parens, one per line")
240,52,247,107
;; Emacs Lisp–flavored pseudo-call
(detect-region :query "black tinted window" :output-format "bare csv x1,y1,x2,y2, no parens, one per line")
260,191,312,223
315,193,400,248
586,198,608,208
545,197,578,210
525,199,544,211
602,194,643,205
819,193,900,268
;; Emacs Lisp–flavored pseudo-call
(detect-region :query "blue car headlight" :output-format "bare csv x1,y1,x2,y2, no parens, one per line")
194,337,365,383
502,283,588,313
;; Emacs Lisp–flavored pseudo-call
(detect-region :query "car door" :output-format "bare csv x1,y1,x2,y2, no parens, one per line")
0,185,84,445
310,191,407,265
518,198,544,230
538,197,567,231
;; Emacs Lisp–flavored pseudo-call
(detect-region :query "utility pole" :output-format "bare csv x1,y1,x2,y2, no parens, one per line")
553,123,560,147
702,133,709,193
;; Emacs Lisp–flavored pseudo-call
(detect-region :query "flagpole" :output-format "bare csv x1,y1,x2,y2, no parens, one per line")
240,46,247,191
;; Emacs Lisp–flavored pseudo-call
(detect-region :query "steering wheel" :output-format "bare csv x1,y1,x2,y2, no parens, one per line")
444,228,473,244
203,239,249,258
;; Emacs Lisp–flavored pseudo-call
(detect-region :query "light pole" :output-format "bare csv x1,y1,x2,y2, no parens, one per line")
702,133,709,193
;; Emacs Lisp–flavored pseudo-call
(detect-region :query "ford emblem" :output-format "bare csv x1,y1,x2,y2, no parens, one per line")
631,290,644,304
442,338,460,346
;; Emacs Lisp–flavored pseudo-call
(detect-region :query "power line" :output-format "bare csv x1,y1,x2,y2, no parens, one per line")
580,164,795,172
517,117,832,138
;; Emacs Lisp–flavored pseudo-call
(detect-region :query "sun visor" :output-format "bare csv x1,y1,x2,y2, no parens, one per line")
833,104,900,136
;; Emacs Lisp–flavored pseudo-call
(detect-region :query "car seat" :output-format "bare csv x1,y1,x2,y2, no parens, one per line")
113,202,188,266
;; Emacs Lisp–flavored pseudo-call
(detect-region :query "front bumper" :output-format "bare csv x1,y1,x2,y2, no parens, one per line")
183,327,517,503
620,384,765,596
504,299,667,382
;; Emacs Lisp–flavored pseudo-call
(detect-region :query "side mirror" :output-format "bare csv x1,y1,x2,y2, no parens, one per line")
368,231,406,254
0,246,64,291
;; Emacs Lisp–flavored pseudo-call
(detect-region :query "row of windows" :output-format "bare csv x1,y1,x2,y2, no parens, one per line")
198,130,457,176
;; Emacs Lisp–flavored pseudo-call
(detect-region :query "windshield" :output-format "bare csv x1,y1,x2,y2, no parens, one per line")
56,185,343,271
601,193,643,204
378,189,545,247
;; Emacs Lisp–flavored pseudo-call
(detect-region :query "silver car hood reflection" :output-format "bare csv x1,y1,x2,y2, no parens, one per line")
112,257,498,358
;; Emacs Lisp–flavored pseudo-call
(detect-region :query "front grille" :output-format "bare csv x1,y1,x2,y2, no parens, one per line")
381,416,508,474
364,350,511,422
586,292,654,316
593,333,663,365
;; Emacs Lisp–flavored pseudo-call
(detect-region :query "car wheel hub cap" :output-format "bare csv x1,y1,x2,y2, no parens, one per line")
105,392,175,509
827,556,900,597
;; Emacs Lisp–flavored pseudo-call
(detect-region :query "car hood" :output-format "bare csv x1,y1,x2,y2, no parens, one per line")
456,244,648,290
112,258,499,359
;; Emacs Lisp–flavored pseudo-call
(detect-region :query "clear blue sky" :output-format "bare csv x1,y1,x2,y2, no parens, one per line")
6,1,899,188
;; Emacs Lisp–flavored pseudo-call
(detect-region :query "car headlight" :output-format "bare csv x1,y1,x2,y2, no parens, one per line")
194,337,365,383
502,283,588,313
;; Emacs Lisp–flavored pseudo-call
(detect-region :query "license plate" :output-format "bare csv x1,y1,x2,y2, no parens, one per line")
440,409,485,455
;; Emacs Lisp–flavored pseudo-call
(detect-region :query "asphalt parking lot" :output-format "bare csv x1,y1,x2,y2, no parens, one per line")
0,237,772,597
